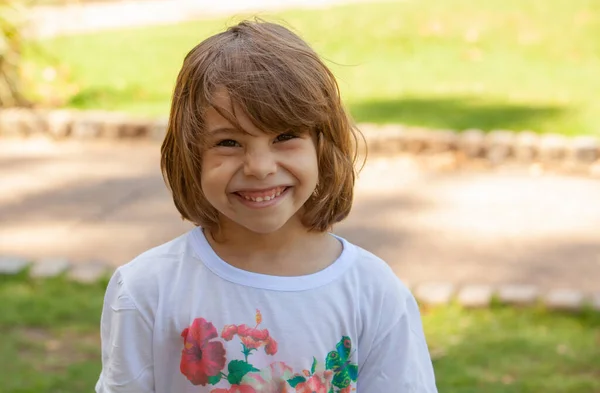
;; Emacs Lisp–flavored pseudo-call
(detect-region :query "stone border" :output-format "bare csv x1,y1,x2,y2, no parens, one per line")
0,109,168,141
363,124,600,177
413,282,600,312
1,256,599,312
1,108,599,177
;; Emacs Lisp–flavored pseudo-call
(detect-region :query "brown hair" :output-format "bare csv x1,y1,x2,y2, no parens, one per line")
161,19,363,233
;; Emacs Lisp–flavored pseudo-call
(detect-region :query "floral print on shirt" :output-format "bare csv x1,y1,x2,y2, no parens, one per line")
180,310,358,392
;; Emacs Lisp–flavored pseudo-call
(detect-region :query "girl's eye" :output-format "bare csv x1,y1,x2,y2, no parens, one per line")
216,139,240,148
275,133,298,143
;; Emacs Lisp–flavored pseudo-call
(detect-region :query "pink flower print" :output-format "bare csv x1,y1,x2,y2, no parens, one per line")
294,370,333,393
180,318,226,386
241,362,294,393
221,324,238,341
210,386,257,393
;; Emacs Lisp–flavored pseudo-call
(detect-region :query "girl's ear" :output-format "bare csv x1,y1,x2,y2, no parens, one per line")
316,129,324,152
314,130,324,192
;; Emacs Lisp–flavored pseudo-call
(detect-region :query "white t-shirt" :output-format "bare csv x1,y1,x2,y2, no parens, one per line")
95,227,438,393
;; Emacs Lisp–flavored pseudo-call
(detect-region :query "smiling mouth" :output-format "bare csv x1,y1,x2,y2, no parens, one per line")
234,186,289,202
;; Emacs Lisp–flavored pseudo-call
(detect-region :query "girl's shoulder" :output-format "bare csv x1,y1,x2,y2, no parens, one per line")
340,238,425,348
111,230,199,301
342,238,407,281
339,237,414,303
121,230,191,270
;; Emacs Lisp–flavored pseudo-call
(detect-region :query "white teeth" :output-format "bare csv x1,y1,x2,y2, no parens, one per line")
240,188,285,202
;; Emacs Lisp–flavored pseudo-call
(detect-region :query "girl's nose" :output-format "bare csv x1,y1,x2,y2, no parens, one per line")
243,150,277,180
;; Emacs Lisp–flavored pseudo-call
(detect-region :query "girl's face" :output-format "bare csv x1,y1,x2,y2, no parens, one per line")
200,90,319,235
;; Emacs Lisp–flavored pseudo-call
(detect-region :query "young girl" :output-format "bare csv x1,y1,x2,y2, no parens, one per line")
96,20,437,393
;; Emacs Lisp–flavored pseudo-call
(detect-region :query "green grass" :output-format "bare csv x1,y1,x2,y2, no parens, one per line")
2,272,599,392
0,272,108,393
24,0,600,136
424,303,600,392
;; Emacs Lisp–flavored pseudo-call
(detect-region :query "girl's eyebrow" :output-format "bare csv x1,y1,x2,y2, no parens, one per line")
209,127,260,137
209,127,236,133
208,127,245,135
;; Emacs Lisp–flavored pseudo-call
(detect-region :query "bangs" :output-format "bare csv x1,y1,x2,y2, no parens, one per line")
198,23,338,135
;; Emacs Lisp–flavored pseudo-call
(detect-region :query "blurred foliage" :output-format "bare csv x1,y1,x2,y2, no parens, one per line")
0,0,29,107
1,0,80,108
28,0,600,135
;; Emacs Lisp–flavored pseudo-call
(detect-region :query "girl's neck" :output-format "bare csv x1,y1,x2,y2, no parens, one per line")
204,218,341,276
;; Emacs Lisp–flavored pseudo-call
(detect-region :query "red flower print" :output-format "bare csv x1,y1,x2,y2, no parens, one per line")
211,386,257,393
240,335,261,350
237,324,276,353
294,370,333,393
339,387,353,393
222,310,278,362
264,337,278,355
238,324,269,341
221,324,238,341
180,318,226,386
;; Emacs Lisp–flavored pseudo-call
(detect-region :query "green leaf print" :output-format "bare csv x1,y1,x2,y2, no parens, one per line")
241,343,256,363
287,375,307,387
207,374,221,385
311,356,317,375
227,360,259,385
325,336,359,389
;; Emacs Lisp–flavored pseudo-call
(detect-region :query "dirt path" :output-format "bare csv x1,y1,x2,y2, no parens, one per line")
1,139,599,292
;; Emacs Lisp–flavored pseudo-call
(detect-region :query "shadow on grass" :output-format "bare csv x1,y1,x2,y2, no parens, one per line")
349,95,568,132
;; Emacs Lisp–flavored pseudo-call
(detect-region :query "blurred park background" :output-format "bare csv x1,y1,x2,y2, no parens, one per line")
8,0,600,135
1,0,600,392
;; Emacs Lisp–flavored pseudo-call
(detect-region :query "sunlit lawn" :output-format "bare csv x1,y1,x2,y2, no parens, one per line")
2,271,599,392
25,0,600,136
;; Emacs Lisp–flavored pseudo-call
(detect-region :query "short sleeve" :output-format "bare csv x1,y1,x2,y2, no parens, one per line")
95,270,155,393
358,294,438,392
